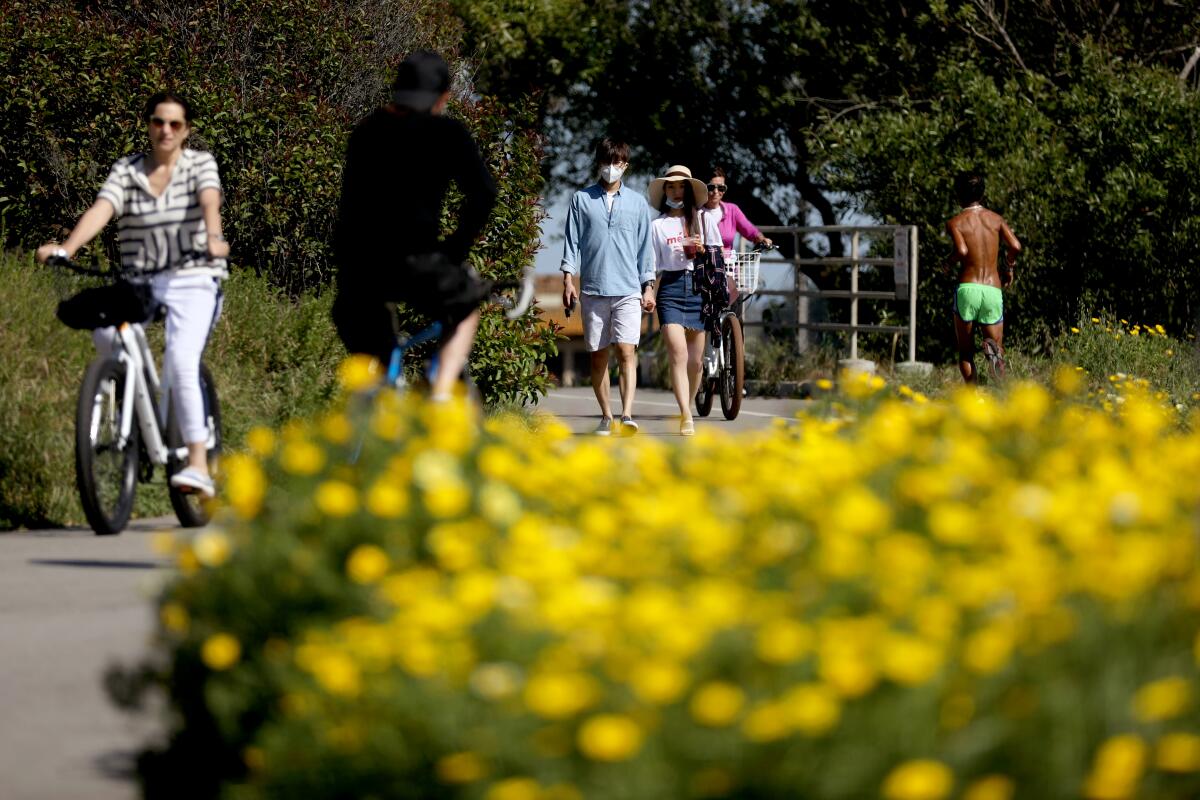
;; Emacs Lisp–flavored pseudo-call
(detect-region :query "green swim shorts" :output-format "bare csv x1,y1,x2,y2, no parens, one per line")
955,283,1004,325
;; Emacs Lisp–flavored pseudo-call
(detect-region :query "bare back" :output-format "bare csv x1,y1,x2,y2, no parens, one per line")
947,206,1020,287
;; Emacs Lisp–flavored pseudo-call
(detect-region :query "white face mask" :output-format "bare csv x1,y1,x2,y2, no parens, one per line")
665,198,684,209
600,164,625,183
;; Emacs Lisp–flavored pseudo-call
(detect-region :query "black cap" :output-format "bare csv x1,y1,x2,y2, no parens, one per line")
391,51,450,111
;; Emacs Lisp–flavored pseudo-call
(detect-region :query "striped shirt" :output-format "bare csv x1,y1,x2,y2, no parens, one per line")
97,148,224,273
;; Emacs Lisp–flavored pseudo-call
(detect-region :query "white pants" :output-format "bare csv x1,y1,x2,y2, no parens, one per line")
93,272,220,445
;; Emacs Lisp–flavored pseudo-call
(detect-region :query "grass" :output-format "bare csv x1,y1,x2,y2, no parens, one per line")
0,250,345,529
745,317,1200,414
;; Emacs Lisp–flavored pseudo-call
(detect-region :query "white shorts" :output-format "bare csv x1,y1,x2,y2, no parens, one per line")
581,293,642,352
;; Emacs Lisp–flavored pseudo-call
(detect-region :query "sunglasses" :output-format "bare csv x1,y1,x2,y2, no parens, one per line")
150,116,186,132
706,183,728,193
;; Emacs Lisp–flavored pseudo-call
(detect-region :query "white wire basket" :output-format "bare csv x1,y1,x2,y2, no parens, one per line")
725,250,762,294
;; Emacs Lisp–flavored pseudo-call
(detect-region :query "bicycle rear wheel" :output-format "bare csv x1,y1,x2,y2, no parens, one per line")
167,363,222,527
76,357,139,535
719,315,745,420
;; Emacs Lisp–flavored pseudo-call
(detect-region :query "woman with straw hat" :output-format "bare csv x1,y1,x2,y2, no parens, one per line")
647,165,722,436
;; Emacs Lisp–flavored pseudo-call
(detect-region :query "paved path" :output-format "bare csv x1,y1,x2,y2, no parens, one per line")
0,390,802,798
0,518,176,800
540,386,805,436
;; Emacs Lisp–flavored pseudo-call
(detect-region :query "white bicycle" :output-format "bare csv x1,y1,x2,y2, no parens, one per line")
49,254,224,535
695,244,772,420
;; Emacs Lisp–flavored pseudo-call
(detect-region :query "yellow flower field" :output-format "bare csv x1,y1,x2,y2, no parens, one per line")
120,365,1200,799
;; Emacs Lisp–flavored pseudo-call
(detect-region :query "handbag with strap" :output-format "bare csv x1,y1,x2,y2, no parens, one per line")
56,281,157,330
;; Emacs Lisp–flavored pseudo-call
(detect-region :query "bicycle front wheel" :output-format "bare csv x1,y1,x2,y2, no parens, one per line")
167,363,222,528
696,332,717,417
719,315,745,420
76,357,139,535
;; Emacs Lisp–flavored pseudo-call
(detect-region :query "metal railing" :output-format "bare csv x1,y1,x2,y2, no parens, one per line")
746,225,920,364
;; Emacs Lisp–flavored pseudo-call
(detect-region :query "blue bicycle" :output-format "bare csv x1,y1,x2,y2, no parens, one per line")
383,267,536,391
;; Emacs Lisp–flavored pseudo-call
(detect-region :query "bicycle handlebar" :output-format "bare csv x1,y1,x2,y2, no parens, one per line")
488,266,536,320
45,250,227,279
45,254,115,277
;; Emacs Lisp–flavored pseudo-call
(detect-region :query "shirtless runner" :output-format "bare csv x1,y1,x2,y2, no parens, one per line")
944,171,1022,383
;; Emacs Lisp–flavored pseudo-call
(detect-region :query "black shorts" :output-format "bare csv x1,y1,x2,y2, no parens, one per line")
333,252,488,362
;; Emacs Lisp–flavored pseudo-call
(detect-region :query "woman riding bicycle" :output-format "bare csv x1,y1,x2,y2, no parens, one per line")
647,165,721,436
703,167,773,304
703,166,774,252
36,91,228,498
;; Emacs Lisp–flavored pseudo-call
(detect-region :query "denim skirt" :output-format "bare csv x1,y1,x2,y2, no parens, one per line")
656,269,703,330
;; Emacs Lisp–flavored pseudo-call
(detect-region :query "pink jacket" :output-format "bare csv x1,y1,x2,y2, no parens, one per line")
714,201,761,250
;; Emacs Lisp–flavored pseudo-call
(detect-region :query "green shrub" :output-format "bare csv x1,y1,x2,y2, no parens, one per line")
0,0,461,293
1053,315,1200,416
110,384,1200,799
0,250,343,529
818,44,1200,361
0,1,560,408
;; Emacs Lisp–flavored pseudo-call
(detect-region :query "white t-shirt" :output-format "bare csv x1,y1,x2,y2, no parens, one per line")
651,210,721,272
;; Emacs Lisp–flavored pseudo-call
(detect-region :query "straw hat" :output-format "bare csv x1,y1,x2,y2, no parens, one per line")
647,165,708,210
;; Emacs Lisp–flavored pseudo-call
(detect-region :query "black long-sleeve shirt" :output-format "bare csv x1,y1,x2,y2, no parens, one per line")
334,108,497,298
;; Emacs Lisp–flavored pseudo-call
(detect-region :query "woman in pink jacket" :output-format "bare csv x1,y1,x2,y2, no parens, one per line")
703,166,774,252
704,167,772,302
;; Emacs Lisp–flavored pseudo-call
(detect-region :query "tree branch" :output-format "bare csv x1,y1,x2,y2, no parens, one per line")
969,0,1029,72
1180,46,1200,85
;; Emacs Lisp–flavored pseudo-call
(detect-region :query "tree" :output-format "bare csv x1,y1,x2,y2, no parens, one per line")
459,0,1200,347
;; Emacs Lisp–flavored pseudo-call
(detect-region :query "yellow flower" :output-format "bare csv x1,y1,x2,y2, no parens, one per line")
577,714,643,761
629,660,690,705
470,662,523,701
782,682,841,736
1132,676,1191,723
882,759,954,800
1155,732,1200,773
245,426,276,457
755,618,814,664
436,751,488,784
365,480,408,517
963,623,1015,675
424,481,471,518
345,544,390,584
320,413,353,444
314,480,358,517
337,354,381,392
742,701,792,742
193,530,232,567
485,777,542,800
1083,735,1146,800
222,453,266,519
160,602,189,634
962,775,1015,800
479,482,522,524
880,633,943,686
296,645,361,697
280,439,325,475
523,671,598,719
690,681,746,727
201,633,241,671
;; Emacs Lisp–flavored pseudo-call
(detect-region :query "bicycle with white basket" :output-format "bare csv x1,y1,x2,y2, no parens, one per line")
696,243,773,420
46,253,224,535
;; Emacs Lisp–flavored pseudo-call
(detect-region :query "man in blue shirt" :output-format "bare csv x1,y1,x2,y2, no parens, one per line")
561,138,655,435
